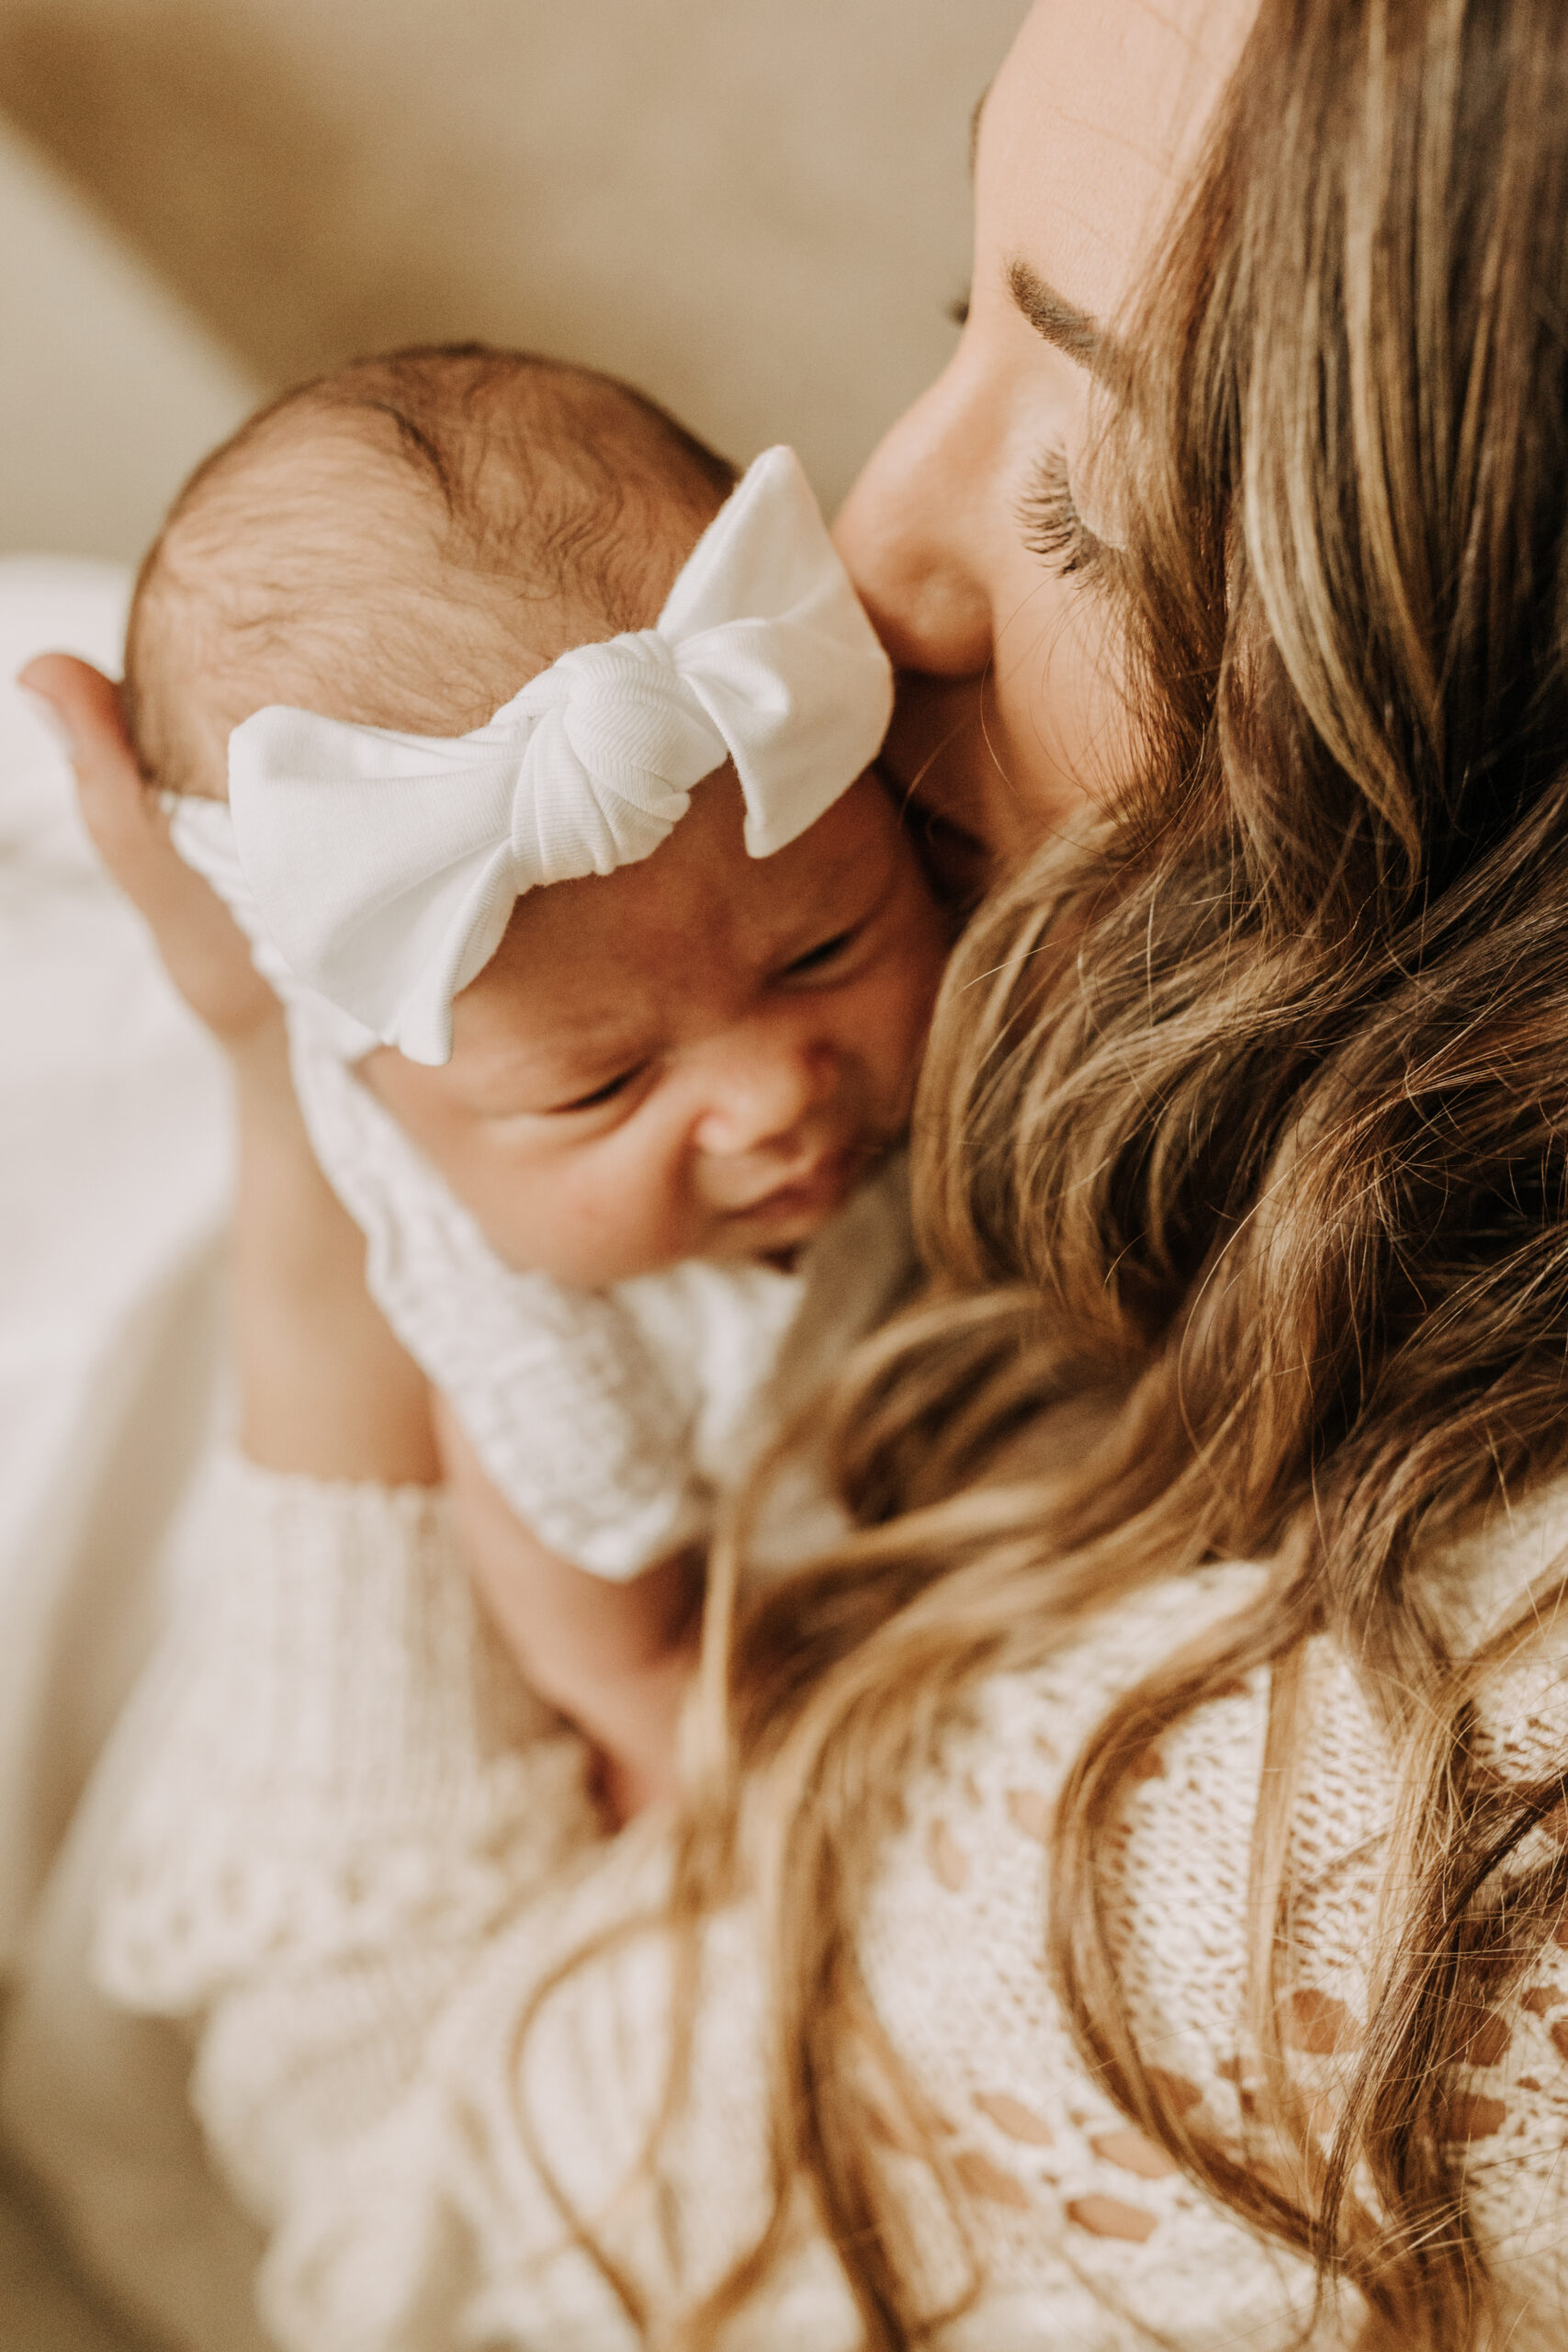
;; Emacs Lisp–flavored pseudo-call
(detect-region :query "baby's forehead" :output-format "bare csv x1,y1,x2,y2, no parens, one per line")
483,786,760,998
460,773,893,1046
445,894,679,1093
521,775,864,958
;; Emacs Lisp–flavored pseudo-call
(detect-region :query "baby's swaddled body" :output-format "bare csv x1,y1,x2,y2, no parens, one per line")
289,1023,912,1580
169,767,915,1588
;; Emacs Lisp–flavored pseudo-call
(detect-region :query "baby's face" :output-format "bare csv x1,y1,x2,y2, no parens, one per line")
361,770,949,1285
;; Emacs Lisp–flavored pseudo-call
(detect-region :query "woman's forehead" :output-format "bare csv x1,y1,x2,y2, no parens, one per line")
984,0,1258,322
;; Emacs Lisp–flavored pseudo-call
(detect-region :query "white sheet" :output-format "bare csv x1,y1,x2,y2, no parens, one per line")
0,557,231,1969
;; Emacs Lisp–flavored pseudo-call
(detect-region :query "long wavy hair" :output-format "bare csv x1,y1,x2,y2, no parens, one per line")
519,0,1568,2342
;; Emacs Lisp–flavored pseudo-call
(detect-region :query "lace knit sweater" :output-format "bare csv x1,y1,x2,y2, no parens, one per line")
88,1453,1568,2351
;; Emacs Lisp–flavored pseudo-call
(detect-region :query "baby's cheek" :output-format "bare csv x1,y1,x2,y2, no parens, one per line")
449,1121,702,1285
561,1160,694,1283
459,1180,551,1275
495,1157,685,1286
857,973,938,1119
431,1130,573,1277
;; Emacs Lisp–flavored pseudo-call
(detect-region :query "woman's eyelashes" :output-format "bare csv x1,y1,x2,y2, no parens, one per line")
947,289,972,328
1020,444,1109,580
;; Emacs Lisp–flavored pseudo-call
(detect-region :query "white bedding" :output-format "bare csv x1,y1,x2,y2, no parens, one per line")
0,556,231,1970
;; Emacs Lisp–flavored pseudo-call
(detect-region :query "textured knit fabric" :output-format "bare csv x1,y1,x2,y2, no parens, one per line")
289,1013,913,1578
86,1453,1568,2350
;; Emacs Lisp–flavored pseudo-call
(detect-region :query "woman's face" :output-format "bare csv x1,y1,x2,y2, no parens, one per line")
835,0,1257,865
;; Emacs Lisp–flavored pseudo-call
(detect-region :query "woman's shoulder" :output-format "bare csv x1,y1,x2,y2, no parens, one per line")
859,1558,1274,2070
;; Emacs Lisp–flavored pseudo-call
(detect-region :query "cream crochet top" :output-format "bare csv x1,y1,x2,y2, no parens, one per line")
91,1454,1568,2351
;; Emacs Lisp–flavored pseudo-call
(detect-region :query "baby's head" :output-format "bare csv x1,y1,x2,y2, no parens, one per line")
128,346,947,1283
367,762,946,1280
126,345,738,798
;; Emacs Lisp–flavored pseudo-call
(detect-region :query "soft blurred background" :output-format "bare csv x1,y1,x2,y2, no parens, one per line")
0,0,1030,561
0,5,1028,2344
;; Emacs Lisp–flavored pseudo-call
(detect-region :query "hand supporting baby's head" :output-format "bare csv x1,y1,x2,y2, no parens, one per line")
123,345,738,802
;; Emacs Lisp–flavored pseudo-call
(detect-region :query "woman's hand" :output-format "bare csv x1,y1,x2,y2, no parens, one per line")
23,651,439,1487
19,653,279,1054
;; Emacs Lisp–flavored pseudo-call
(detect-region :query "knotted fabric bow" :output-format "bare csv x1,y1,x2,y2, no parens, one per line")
169,444,893,1065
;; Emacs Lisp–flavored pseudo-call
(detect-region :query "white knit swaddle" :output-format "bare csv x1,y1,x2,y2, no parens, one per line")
166,447,911,1577
287,1021,910,1578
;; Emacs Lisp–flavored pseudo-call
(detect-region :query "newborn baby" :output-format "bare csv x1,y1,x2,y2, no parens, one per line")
125,345,948,1808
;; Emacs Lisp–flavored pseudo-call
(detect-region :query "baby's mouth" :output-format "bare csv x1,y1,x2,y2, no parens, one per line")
723,1136,886,1225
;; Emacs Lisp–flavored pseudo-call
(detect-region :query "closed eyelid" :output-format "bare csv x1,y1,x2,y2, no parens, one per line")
549,1061,650,1114
459,1052,650,1119
779,926,860,979
1020,444,1109,580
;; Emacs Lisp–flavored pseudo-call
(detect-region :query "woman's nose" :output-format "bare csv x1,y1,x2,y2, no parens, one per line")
833,360,995,680
690,1030,835,1159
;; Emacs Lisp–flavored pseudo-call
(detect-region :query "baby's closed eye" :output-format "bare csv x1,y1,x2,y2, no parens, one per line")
548,1063,650,1115
779,928,860,978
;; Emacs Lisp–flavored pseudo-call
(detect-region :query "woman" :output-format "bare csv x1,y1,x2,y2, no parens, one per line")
15,0,1568,2343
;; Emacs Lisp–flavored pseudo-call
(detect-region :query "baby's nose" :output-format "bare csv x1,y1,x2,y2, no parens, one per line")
691,1030,836,1159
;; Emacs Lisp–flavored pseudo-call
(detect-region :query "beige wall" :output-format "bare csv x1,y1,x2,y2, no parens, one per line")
0,0,1028,560
0,123,258,562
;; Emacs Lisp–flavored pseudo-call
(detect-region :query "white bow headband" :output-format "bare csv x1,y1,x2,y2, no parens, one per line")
167,445,892,1065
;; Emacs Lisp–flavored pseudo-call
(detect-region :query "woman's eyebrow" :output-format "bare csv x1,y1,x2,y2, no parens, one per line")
1006,255,1114,380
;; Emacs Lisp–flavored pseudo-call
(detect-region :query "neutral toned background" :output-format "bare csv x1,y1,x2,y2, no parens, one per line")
0,5,1030,2342
0,0,1029,563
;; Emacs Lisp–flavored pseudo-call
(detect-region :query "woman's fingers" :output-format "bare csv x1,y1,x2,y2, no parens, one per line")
20,653,154,892
18,651,281,1046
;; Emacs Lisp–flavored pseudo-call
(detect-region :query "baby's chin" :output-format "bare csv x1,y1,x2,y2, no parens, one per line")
696,1207,840,1265
474,1208,835,1289
556,1189,853,1284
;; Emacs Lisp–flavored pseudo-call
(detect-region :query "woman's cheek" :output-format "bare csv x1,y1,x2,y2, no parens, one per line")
1004,569,1130,815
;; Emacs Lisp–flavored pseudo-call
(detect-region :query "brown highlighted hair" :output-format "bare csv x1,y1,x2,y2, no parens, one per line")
558,0,1568,2345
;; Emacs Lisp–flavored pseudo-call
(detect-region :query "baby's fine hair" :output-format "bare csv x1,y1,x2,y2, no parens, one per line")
125,345,739,798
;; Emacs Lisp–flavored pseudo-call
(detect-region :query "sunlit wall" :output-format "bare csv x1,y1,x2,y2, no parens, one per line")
0,1,1028,560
